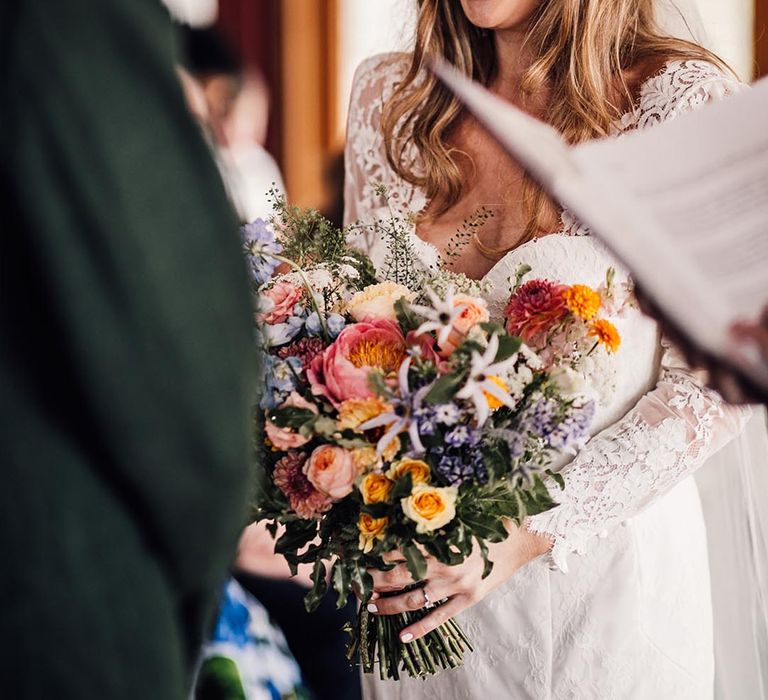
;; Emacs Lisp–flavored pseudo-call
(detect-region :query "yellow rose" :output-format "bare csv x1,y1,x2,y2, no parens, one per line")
358,514,389,553
401,484,458,534
345,282,415,322
386,458,431,485
352,446,382,473
360,473,393,504
338,397,392,431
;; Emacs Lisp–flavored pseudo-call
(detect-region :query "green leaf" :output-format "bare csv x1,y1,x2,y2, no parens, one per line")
421,536,464,566
304,559,328,613
331,560,352,610
513,263,532,292
494,334,523,363
457,510,508,541
546,468,566,491
267,406,316,430
394,297,422,333
350,563,374,604
424,372,465,404
402,544,427,583
274,519,318,555
361,502,390,518
476,537,494,579
479,321,505,336
389,472,413,502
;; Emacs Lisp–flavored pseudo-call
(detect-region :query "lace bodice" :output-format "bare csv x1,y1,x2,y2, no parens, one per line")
343,55,748,571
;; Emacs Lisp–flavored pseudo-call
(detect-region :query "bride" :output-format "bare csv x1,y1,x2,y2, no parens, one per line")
343,1,759,698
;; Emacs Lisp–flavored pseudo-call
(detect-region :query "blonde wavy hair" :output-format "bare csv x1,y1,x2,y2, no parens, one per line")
382,0,730,244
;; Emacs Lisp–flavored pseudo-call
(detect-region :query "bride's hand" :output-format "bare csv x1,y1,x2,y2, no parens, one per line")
366,522,552,643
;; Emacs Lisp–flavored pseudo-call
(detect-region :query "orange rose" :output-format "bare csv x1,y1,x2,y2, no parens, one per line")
358,514,388,553
360,473,393,504
385,459,431,485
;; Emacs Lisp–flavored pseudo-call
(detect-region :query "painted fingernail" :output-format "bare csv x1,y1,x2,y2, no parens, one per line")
401,633,414,643
367,603,378,613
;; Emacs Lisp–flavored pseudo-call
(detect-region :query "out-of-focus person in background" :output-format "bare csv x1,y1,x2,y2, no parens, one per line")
0,1,255,698
181,26,285,223
179,25,362,700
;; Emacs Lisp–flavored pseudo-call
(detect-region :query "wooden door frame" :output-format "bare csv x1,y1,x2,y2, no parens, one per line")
757,0,768,78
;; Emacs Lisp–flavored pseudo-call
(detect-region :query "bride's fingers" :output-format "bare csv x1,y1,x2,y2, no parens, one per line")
366,582,452,616
398,595,468,643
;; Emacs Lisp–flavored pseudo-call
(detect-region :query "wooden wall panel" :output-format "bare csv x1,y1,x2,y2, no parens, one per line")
279,0,339,209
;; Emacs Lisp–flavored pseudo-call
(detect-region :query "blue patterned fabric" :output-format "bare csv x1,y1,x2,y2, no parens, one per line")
195,579,309,700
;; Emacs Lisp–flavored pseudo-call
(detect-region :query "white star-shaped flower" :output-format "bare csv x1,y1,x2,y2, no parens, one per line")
412,287,466,346
455,334,518,425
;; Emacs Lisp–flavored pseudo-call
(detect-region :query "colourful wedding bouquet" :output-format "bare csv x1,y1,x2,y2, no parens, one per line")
243,201,597,680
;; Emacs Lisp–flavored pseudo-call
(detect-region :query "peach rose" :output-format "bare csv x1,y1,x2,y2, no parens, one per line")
307,319,407,406
439,294,490,356
264,392,318,450
259,280,304,325
304,444,357,500
345,282,415,322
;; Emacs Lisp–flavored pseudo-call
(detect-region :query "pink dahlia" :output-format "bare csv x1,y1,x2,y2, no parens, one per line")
505,279,568,342
273,452,332,519
276,336,327,372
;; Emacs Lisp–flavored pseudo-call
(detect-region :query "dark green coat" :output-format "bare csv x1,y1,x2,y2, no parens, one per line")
0,1,256,697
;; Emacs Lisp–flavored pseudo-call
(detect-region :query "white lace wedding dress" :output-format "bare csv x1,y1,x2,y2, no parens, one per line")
344,54,749,699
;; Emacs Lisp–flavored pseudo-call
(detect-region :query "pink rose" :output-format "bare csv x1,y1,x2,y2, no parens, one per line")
264,392,318,450
304,445,357,500
259,281,304,325
307,319,406,406
505,279,568,342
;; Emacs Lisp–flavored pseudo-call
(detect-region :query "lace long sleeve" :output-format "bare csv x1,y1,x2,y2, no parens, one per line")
527,342,750,571
528,60,748,571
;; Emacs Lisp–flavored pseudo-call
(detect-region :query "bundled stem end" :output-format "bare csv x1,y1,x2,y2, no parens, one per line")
347,604,471,680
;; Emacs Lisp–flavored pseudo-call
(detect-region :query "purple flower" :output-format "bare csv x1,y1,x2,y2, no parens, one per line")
241,218,283,285
445,425,482,448
522,398,558,437
413,407,437,436
499,429,526,460
433,446,487,486
434,404,460,426
548,401,595,450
